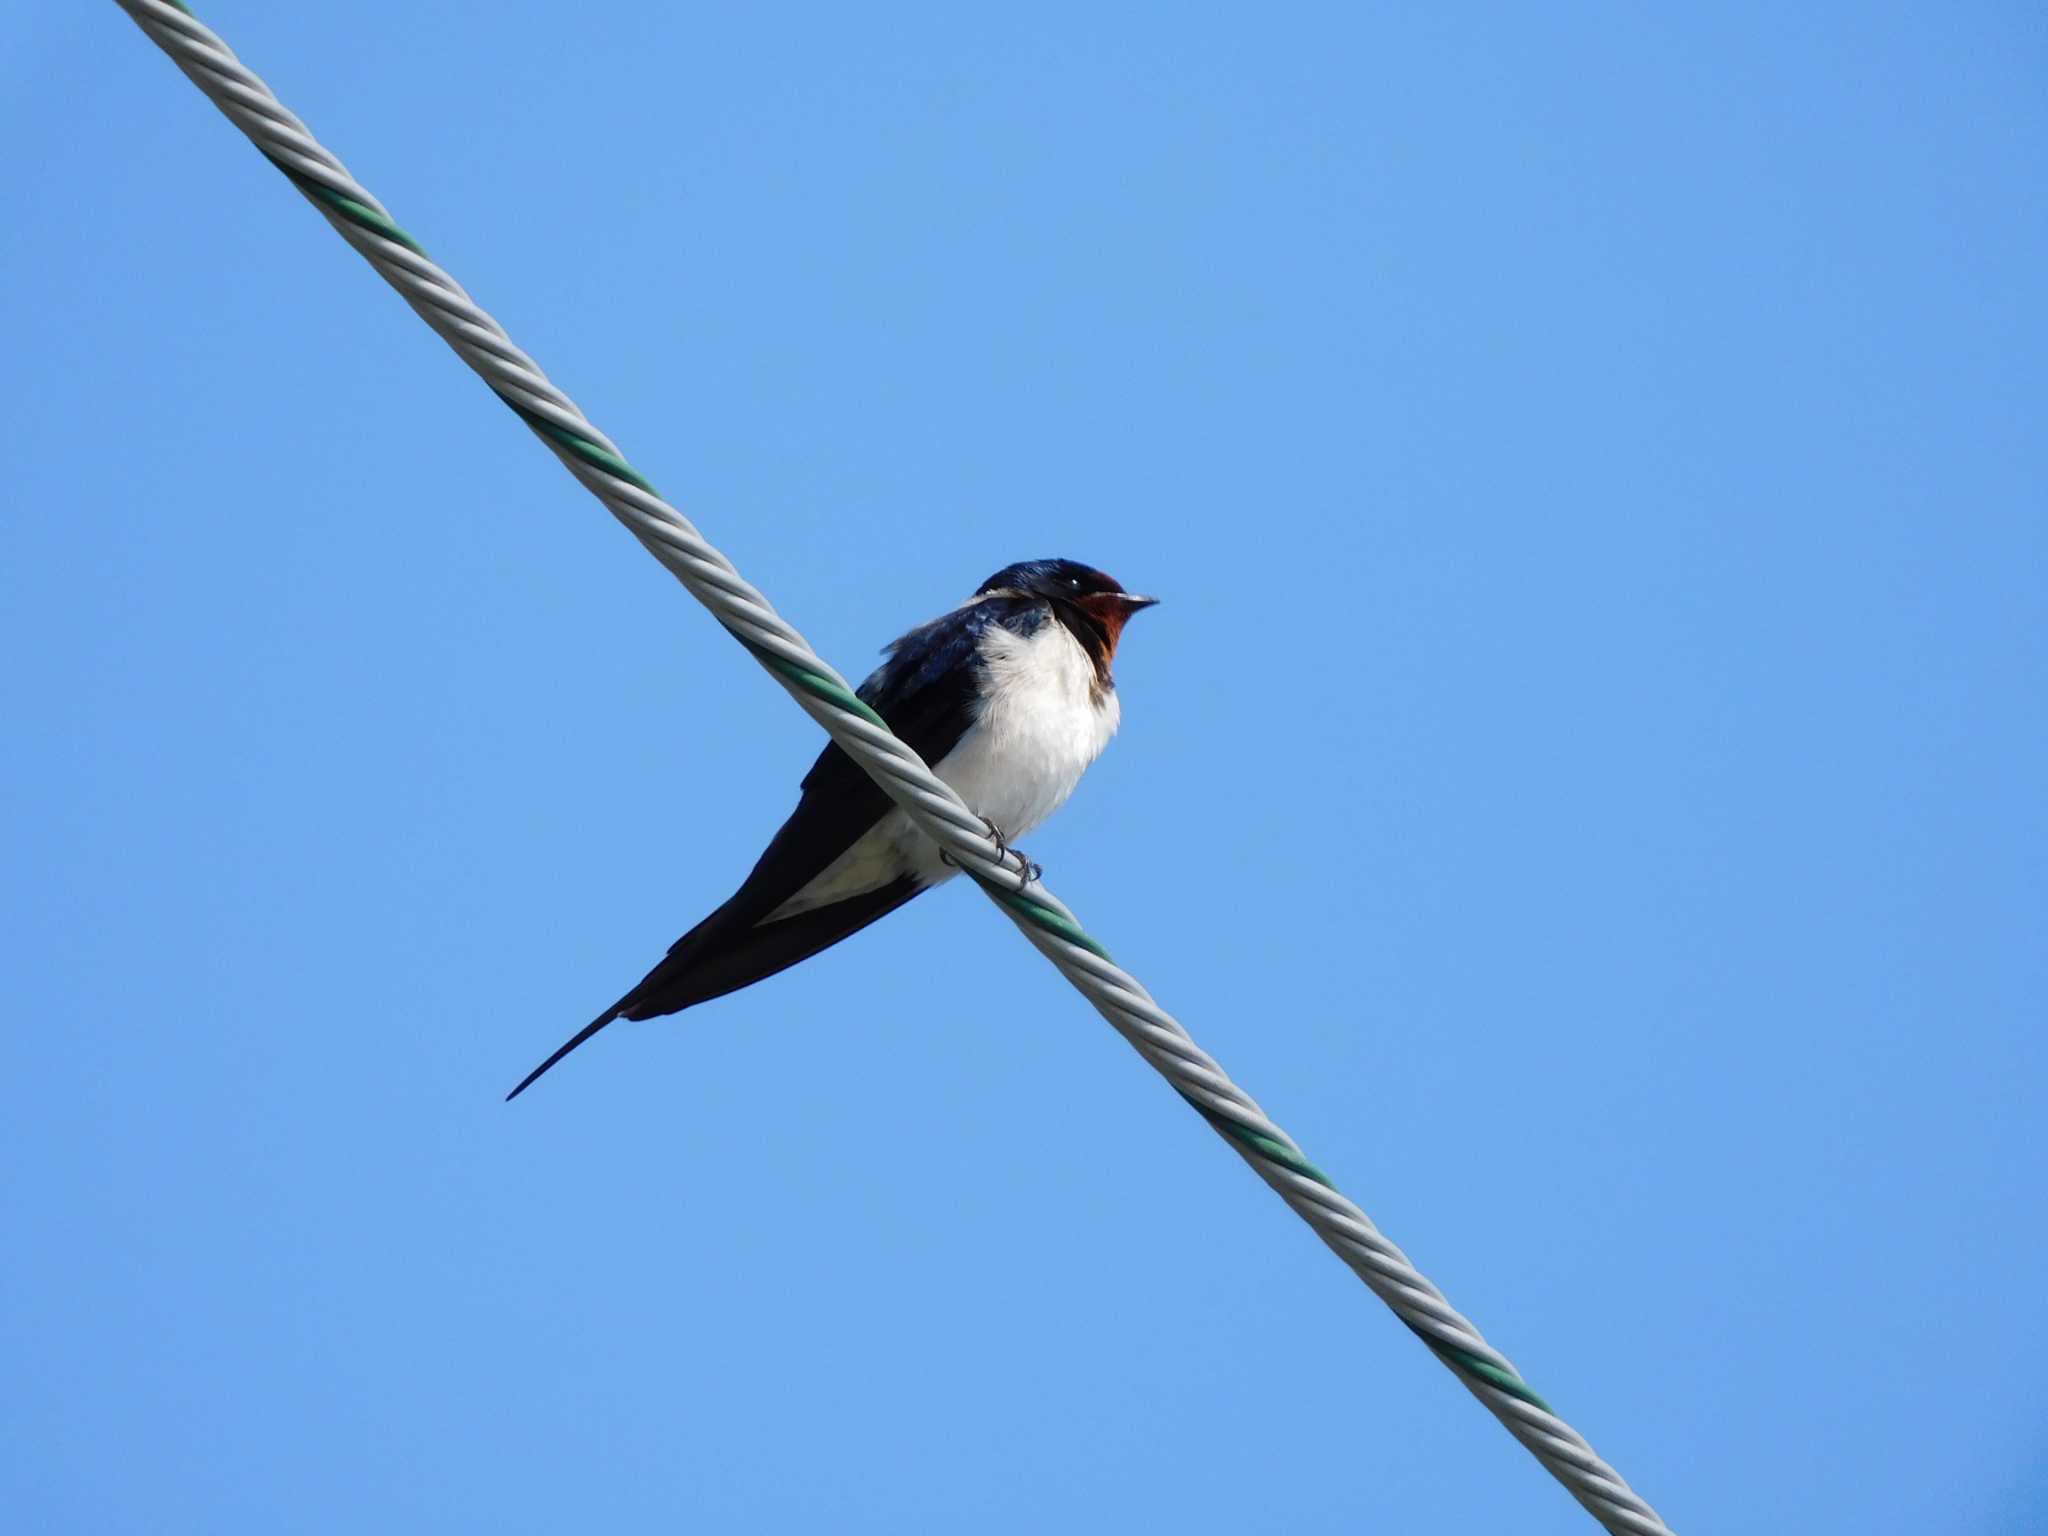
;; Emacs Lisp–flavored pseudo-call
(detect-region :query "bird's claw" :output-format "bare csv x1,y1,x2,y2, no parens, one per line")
939,820,1040,886
979,817,1041,887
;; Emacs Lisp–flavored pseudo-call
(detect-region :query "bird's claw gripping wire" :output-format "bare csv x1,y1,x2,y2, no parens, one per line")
942,818,1041,887
977,817,1041,886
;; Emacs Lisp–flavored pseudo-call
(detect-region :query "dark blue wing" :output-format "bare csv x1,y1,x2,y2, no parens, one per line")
624,596,1047,984
506,596,1051,1096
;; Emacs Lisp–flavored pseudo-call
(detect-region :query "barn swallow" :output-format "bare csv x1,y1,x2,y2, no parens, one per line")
506,558,1157,1099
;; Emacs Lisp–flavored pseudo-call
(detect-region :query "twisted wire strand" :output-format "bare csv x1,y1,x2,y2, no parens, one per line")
114,5,1675,1530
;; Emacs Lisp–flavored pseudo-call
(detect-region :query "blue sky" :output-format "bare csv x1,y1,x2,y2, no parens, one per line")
6,4,2044,1531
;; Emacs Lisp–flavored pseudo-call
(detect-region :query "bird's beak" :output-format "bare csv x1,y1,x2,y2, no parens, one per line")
1076,590,1159,639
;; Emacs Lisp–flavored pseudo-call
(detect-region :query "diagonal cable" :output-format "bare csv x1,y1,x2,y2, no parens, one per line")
112,4,1676,1530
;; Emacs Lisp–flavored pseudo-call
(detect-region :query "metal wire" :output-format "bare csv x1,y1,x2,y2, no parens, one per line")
112,4,1676,1530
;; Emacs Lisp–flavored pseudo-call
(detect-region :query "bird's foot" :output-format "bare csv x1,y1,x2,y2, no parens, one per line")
982,817,1042,886
940,819,1040,885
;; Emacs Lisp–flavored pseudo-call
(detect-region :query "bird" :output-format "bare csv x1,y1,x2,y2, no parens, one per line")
506,558,1158,1099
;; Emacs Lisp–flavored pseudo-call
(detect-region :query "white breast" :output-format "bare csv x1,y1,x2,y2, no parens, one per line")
934,615,1120,842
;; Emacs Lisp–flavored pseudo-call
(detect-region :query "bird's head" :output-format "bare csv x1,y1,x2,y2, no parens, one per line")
979,558,1159,661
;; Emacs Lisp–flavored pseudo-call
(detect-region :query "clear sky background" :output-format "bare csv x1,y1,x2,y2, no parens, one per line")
6,4,2043,1532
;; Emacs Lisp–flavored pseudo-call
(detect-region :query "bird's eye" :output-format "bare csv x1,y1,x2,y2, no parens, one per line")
1066,575,1082,589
